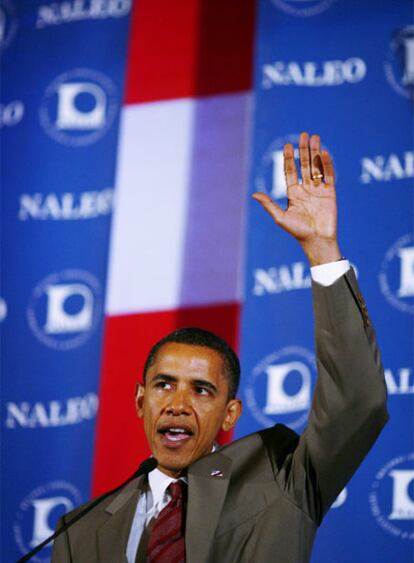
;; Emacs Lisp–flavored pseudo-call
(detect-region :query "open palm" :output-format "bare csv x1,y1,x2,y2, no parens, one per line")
253,133,341,266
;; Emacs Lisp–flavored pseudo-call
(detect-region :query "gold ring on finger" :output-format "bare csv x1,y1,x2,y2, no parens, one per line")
311,174,324,181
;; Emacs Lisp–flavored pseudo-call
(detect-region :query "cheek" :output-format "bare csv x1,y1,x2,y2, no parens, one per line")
197,405,227,438
142,403,158,433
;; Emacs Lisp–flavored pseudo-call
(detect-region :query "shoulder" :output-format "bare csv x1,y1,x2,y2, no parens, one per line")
218,424,300,470
58,476,143,528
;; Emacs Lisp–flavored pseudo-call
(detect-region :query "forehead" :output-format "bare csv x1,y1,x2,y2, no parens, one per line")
148,342,227,385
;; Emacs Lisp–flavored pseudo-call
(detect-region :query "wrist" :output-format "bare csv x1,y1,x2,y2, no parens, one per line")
302,239,342,267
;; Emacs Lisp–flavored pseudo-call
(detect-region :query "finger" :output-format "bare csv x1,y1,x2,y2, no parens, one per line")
283,143,299,188
299,132,311,183
321,150,335,186
310,134,324,185
252,192,285,225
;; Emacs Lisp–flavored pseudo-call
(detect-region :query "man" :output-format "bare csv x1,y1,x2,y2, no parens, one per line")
52,133,388,562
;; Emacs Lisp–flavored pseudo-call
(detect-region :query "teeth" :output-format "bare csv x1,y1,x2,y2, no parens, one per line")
158,427,193,436
167,433,186,442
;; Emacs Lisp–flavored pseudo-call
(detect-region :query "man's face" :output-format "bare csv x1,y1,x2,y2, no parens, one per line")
136,342,242,478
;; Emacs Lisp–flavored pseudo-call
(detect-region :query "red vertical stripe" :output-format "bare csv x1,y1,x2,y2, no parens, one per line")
125,0,255,104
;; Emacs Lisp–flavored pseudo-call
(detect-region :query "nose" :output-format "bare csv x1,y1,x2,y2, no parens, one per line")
165,388,191,416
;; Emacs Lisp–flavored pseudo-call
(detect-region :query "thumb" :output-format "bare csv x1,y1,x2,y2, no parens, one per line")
252,192,285,225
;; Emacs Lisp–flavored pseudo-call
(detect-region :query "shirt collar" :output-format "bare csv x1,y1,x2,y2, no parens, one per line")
148,444,216,508
147,468,188,510
148,468,175,508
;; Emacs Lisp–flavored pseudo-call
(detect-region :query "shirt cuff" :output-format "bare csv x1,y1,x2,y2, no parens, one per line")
310,259,350,287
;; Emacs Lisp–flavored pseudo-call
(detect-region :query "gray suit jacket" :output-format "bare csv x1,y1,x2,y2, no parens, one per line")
52,270,388,563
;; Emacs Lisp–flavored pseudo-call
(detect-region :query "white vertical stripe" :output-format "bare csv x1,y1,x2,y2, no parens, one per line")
106,93,250,314
106,99,194,314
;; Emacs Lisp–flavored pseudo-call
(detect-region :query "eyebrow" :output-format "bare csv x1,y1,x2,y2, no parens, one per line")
152,374,176,384
192,379,218,394
152,373,218,394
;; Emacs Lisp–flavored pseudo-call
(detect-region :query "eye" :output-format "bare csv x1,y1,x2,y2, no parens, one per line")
195,386,210,396
155,381,173,390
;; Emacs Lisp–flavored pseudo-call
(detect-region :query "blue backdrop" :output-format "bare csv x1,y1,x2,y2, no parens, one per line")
1,1,413,561
237,1,414,562
1,1,131,560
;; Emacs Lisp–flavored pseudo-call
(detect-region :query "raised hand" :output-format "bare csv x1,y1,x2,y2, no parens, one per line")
253,132,342,266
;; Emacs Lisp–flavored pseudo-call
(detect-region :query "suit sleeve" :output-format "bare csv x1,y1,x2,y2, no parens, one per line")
277,268,389,525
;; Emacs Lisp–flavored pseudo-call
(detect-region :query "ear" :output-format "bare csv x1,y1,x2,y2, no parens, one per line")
135,383,145,418
221,399,242,432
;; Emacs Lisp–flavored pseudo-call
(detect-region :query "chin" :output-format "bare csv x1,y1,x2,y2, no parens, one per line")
153,441,194,469
157,459,188,477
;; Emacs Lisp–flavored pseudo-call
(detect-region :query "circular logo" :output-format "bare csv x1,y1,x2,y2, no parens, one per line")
379,233,414,315
384,26,414,99
39,68,119,146
245,346,315,430
0,0,18,50
27,269,103,350
270,0,336,18
14,481,83,560
369,452,414,540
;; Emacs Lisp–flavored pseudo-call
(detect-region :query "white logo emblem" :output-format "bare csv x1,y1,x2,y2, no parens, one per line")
44,283,93,334
270,0,335,18
389,470,414,520
27,269,103,350
385,26,414,98
262,58,366,88
14,481,82,559
370,453,414,540
379,233,414,314
39,68,118,146
56,82,107,129
245,346,315,430
263,361,311,414
0,0,18,50
255,135,333,205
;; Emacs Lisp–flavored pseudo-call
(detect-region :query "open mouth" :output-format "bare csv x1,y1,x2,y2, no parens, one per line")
157,425,194,447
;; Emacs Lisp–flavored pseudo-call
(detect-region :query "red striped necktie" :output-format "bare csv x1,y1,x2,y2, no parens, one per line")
146,480,186,563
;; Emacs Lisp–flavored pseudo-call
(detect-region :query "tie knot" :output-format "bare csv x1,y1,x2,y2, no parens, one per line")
168,480,184,502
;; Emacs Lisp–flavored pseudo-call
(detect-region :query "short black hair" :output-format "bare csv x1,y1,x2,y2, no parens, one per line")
143,327,240,400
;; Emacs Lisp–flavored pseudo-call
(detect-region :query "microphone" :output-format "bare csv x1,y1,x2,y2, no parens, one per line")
17,457,158,563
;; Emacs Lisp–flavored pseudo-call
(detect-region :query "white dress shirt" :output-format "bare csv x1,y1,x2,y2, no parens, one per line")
126,260,350,562
126,468,187,562
310,259,349,286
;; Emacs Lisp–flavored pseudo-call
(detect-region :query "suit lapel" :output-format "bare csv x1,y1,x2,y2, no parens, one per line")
185,452,233,563
96,476,145,563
